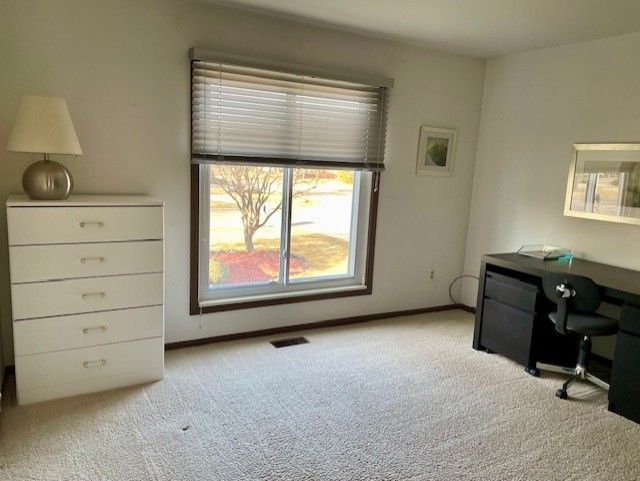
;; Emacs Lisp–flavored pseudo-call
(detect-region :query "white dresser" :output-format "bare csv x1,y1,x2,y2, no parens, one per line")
6,195,164,405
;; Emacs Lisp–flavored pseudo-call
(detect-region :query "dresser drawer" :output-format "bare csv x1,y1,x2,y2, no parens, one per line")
11,272,163,320
7,206,163,245
14,306,163,356
15,337,164,405
9,240,163,283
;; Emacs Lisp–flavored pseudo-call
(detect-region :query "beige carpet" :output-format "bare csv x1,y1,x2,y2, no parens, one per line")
1,309,639,480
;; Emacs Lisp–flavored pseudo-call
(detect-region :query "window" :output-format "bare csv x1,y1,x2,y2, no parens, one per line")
189,49,391,312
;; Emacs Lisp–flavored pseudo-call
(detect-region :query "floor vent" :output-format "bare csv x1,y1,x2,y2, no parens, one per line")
270,337,309,348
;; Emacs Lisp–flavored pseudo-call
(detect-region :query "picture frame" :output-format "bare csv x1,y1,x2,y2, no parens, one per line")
415,126,457,176
564,143,640,226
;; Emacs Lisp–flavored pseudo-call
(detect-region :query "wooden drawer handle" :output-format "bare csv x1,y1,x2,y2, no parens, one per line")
80,256,105,264
81,292,106,300
82,359,107,369
79,221,104,228
82,326,107,334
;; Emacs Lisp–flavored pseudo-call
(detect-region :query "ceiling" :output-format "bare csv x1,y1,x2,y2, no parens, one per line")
205,0,640,58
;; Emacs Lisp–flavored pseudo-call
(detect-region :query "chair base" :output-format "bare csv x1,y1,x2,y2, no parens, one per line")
536,361,610,397
536,334,609,399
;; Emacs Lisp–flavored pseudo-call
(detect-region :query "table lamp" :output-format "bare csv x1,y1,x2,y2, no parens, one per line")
6,95,83,200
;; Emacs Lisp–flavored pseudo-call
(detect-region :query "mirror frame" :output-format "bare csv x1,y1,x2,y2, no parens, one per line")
564,143,640,225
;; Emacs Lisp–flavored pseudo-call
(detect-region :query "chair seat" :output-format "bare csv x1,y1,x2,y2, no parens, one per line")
549,312,618,336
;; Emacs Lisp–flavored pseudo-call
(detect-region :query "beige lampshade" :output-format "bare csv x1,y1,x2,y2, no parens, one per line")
7,95,83,155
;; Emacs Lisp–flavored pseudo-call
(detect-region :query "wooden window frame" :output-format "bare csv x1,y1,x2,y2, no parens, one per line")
189,164,380,314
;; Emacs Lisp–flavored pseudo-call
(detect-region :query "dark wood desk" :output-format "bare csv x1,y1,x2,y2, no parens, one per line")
473,253,640,425
477,252,640,303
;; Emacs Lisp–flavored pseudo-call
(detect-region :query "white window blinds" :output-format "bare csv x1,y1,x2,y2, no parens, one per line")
191,58,390,171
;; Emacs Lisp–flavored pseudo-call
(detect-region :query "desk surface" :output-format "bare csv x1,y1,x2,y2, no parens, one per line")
483,253,640,301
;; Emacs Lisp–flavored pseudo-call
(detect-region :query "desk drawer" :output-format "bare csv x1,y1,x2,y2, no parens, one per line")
609,332,640,423
15,337,164,405
9,241,163,283
484,271,538,313
480,298,535,366
619,304,640,337
7,206,163,245
11,272,163,320
14,306,163,356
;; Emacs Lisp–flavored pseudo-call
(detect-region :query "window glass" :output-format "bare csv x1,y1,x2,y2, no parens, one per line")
208,165,284,288
289,169,356,281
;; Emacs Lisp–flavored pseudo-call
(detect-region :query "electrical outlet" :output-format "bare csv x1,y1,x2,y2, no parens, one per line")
427,268,436,282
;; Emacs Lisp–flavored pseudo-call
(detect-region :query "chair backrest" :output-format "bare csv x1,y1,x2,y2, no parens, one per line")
542,271,601,313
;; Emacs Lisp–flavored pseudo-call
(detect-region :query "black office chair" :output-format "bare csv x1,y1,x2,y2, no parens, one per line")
540,272,618,399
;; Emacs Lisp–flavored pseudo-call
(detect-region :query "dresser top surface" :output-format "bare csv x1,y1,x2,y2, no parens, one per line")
6,194,164,207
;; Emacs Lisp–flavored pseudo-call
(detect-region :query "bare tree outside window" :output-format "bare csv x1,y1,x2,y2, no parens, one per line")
212,166,280,252
211,166,321,252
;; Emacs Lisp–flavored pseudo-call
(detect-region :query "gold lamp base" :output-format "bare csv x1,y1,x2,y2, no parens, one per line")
22,159,73,200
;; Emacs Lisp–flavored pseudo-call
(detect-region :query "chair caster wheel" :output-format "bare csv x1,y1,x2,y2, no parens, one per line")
556,389,568,400
525,367,540,377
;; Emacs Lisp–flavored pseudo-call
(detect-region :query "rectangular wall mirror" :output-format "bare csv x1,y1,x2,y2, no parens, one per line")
565,143,640,225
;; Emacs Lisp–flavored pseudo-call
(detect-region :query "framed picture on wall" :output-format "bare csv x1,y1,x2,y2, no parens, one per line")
416,126,457,176
564,143,640,225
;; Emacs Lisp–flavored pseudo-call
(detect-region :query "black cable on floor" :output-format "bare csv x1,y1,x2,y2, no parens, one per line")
449,274,479,308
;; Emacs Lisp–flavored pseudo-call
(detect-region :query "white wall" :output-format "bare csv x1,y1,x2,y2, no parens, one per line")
463,31,640,303
462,31,640,356
0,0,485,365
